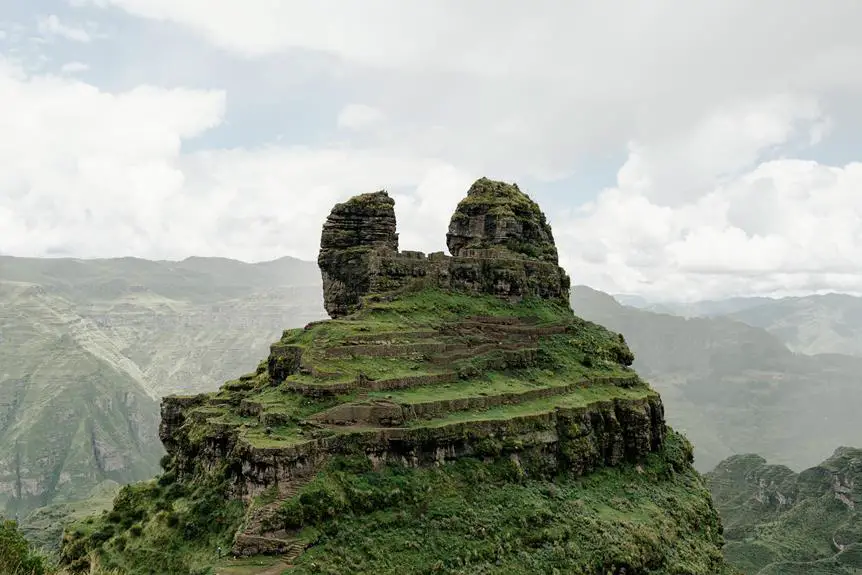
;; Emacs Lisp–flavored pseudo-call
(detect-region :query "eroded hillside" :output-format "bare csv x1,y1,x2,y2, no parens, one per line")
707,447,862,574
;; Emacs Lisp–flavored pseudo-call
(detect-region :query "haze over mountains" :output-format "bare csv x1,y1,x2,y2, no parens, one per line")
4,253,862,524
0,255,325,517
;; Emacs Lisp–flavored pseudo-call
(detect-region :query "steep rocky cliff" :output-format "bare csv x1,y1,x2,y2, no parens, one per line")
60,178,734,575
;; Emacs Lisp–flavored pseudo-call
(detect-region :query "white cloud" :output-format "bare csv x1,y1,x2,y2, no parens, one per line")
556,97,862,300
37,14,91,43
0,58,471,262
60,61,90,74
337,104,384,131
73,0,862,186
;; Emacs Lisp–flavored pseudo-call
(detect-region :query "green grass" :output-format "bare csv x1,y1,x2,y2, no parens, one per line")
404,384,654,428
60,471,244,575
276,431,734,575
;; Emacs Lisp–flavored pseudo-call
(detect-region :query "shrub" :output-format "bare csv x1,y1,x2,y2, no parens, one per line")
0,519,48,575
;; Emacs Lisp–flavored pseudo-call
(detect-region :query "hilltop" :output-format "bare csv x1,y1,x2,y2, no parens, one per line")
58,178,734,574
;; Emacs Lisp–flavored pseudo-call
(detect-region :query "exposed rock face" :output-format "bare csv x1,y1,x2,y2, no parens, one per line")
446,177,559,263
318,191,399,318
318,178,570,319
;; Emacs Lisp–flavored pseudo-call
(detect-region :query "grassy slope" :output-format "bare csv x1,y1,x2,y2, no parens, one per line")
56,288,734,574
706,448,862,575
570,286,862,473
59,433,734,575
186,288,641,451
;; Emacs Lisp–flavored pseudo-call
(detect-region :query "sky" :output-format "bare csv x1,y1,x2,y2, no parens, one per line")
3,1,862,301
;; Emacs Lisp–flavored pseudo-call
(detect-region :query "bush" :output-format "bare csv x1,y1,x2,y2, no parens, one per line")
277,499,305,530
1,519,48,575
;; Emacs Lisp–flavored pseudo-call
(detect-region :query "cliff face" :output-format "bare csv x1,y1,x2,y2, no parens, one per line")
61,178,733,575
318,191,399,318
447,177,559,262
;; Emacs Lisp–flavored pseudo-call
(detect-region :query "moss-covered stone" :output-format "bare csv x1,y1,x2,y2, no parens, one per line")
447,177,559,263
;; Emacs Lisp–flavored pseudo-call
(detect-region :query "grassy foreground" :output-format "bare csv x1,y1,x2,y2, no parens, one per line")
33,431,736,575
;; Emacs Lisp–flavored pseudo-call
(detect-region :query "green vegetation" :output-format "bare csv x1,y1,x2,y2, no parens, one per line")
53,432,735,575
59,467,243,575
706,448,862,574
56,281,734,573
275,431,733,574
1,518,50,575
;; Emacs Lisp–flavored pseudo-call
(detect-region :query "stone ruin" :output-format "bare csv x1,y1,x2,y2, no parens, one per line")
318,177,572,318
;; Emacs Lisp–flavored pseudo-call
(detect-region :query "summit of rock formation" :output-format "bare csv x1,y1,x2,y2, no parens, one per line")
318,191,399,318
446,177,559,263
318,178,571,319
60,178,734,575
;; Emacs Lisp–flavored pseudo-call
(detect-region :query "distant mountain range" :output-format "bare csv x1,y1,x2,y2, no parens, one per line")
572,286,862,472
0,255,326,518
616,291,862,357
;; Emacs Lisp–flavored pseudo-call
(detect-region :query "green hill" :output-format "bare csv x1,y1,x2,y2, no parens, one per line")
706,447,862,574
56,179,735,574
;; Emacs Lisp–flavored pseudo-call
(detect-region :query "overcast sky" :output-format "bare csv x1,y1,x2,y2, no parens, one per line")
4,1,862,300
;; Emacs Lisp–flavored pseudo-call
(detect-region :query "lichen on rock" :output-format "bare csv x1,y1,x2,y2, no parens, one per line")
317,190,398,318
318,178,570,319
446,177,559,263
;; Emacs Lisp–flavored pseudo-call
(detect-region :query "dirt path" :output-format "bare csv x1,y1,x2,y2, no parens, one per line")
214,559,290,575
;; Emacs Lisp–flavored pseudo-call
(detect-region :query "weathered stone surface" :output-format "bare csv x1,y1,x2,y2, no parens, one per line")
446,177,559,263
318,191,398,318
267,343,302,382
318,179,571,318
164,394,665,497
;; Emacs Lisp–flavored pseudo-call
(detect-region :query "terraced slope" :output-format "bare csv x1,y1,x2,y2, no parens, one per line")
166,290,653,556
58,179,733,575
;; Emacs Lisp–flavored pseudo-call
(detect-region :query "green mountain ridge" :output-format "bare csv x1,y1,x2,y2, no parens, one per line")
707,447,862,574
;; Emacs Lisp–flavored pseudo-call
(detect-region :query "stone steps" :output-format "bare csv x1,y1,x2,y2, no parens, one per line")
232,476,312,557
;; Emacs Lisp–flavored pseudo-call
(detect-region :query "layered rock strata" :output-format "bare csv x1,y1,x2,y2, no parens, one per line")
318,178,571,318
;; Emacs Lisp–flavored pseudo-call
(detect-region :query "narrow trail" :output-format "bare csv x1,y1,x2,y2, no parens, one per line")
214,559,290,575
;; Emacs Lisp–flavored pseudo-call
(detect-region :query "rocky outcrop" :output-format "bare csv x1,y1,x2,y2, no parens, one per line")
318,191,399,318
318,178,570,319
446,177,559,263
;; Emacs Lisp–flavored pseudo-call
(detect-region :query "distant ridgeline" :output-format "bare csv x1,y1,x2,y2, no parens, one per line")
60,179,734,575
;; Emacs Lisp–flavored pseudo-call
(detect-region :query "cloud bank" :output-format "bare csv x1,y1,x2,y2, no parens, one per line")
3,2,862,300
